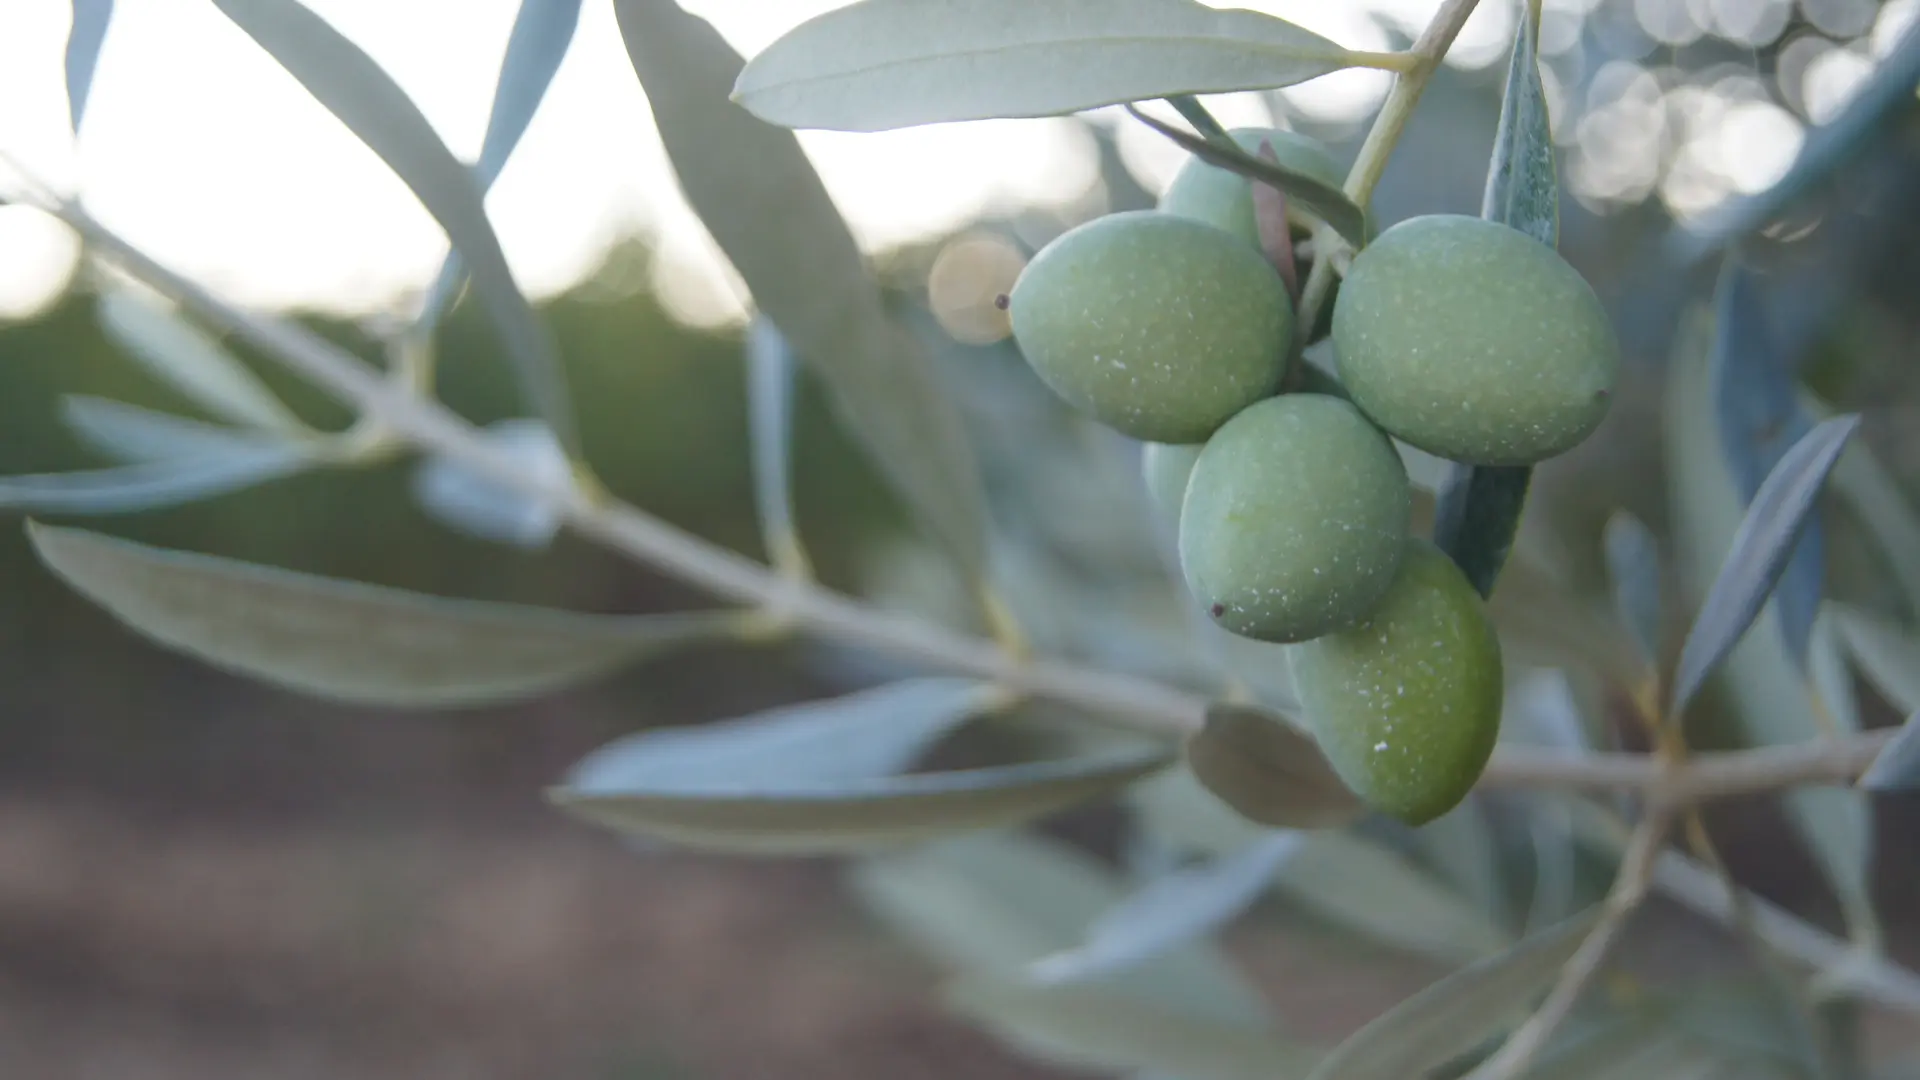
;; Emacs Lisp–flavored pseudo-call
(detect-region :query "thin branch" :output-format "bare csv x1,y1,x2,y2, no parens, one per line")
1470,808,1673,1080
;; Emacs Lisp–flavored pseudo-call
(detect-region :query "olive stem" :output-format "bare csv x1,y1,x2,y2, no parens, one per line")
1468,807,1673,1080
18,159,1920,1017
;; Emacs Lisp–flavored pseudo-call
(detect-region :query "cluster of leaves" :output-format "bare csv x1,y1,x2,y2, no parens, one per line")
13,1,1920,1077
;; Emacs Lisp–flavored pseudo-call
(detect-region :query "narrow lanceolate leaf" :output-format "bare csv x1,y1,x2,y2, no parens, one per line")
96,287,305,434
65,0,114,132
848,833,1271,1022
946,976,1318,1080
746,318,808,577
1669,414,1861,717
1274,832,1511,965
1305,907,1603,1080
1184,702,1366,829
411,418,570,549
1434,5,1554,597
414,0,582,336
210,0,577,453
0,450,313,514
563,679,991,795
615,0,988,580
61,395,297,464
1861,713,1920,792
1028,834,1301,986
27,522,734,707
1710,259,1822,665
732,0,1364,133
552,745,1169,856
1602,511,1664,670
1831,604,1920,714
1125,107,1367,247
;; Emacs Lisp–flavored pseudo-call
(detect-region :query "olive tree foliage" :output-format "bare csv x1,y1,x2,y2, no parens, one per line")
12,0,1920,1076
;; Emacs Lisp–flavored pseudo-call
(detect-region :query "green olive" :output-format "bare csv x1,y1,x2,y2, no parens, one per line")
1178,393,1410,643
1140,441,1204,531
1009,210,1292,443
1290,538,1503,826
1331,214,1619,466
1158,127,1346,249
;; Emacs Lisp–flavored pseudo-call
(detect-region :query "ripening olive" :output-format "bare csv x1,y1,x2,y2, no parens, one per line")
1290,538,1503,825
1158,127,1346,249
1331,214,1619,466
1008,211,1292,443
1140,441,1204,531
1179,394,1410,643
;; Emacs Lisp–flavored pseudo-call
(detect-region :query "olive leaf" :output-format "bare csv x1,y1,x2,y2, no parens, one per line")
60,396,289,464
1709,258,1823,666
1860,713,1920,792
731,0,1365,133
1669,413,1861,717
745,317,807,576
414,0,582,338
1433,3,1553,597
209,0,577,454
1027,833,1302,987
0,450,315,515
95,287,306,435
946,976,1319,1080
553,734,1170,857
26,522,737,707
1183,702,1366,829
64,0,114,132
1815,392,1920,617
1303,906,1603,1080
613,0,989,582
1830,604,1920,714
1602,511,1665,671
1124,107,1369,248
411,419,571,550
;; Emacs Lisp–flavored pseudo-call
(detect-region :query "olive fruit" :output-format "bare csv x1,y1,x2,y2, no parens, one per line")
1008,210,1292,443
1290,538,1503,825
1140,441,1204,530
1179,393,1410,643
1331,214,1619,466
1158,127,1346,249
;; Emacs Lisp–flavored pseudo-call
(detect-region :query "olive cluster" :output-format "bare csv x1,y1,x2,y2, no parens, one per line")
1005,128,1620,824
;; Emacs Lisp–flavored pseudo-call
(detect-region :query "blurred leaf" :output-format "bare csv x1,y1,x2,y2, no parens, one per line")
1125,107,1367,247
1487,552,1638,685
946,976,1318,1080
553,745,1170,856
1128,765,1274,858
848,832,1269,1022
411,418,571,549
1184,702,1366,829
1831,604,1920,713
1709,259,1822,666
1821,415,1920,620
64,0,113,131
1669,414,1861,717
96,287,306,434
1415,797,1509,932
60,395,296,463
414,0,582,336
1273,831,1511,965
26,522,732,707
614,0,989,580
1303,906,1602,1080
731,0,1359,133
0,449,314,514
564,678,991,795
1602,511,1664,671
1664,321,1880,948
1028,833,1301,987
1502,669,1593,933
210,0,577,452
1674,17,1920,256
1862,714,1920,792
1480,3,1556,246
745,317,806,575
1809,608,1862,742
1433,5,1554,598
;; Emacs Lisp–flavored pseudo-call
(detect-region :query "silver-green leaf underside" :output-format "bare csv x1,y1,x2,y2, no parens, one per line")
614,0,988,579
1184,702,1366,829
95,287,306,434
27,522,736,707
1305,907,1602,1080
732,0,1362,132
209,0,577,452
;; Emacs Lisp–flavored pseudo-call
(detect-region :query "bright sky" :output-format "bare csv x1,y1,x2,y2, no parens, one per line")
0,0,1842,329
